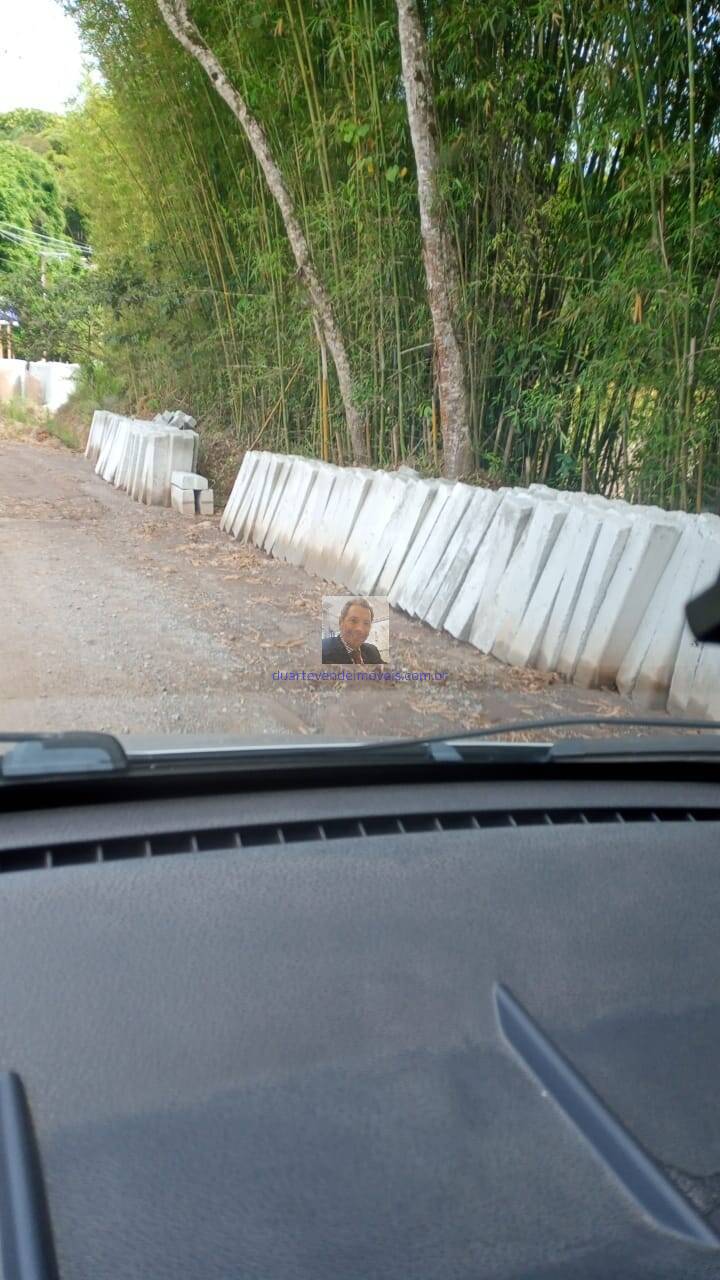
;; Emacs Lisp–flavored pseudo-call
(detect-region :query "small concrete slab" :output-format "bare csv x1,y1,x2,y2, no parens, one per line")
197,489,214,514
573,516,680,688
171,485,196,516
444,493,534,642
171,471,209,491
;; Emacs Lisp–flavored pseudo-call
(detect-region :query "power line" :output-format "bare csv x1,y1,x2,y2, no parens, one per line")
0,222,91,257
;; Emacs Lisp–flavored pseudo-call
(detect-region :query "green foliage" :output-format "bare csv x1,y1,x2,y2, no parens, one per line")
0,142,66,269
0,259,102,362
48,0,720,507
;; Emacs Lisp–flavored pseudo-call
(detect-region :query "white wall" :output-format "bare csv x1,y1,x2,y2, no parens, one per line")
0,358,79,413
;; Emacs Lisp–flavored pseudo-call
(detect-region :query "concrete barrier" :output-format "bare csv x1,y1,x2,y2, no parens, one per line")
84,408,199,507
84,427,720,719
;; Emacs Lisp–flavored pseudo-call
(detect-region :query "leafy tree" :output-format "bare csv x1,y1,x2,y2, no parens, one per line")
0,142,66,270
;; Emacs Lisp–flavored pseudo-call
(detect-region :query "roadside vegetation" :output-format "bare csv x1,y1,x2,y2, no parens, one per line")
2,3,720,508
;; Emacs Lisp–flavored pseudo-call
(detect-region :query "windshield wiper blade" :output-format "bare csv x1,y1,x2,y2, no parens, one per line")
437,715,720,740
0,733,128,779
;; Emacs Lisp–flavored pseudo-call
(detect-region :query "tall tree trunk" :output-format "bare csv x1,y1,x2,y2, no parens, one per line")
395,0,473,479
155,0,369,465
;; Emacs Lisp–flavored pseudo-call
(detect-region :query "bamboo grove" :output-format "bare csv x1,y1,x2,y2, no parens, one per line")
59,0,720,508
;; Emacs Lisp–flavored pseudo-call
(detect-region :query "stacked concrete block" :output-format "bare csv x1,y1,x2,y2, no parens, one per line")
573,516,680,688
221,452,260,533
483,499,568,660
86,410,201,509
616,521,711,706
444,492,534,643
500,503,599,670
170,471,213,518
423,489,504,629
266,459,320,559
534,508,604,673
285,463,339,567
373,479,439,596
138,429,198,506
145,442,720,719
251,455,295,549
303,467,374,582
387,481,454,606
393,482,475,618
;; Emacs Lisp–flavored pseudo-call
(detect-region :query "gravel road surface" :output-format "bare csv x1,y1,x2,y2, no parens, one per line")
0,429,653,742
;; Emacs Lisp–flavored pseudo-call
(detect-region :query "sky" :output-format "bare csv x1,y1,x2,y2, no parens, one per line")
0,0,97,115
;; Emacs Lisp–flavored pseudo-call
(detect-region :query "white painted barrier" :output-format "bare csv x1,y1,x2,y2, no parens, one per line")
84,408,199,507
84,420,720,717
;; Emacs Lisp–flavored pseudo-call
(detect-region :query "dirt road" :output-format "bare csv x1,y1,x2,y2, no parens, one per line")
0,429,646,742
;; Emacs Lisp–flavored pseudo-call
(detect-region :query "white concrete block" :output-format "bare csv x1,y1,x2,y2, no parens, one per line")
221,452,259,534
171,485,195,515
387,481,454,606
554,515,633,680
347,473,412,594
616,524,711,705
138,429,197,506
485,500,568,660
197,489,214,514
95,414,121,477
444,493,534,642
171,471,209,491
251,455,294,548
534,509,604,673
373,479,439,596
231,452,272,540
266,459,319,558
287,464,339,567
85,410,108,463
339,471,399,592
504,505,601,669
245,454,286,545
309,468,375,583
684,632,720,720
423,489,503,629
573,516,680,688
666,552,720,714
394,482,475,617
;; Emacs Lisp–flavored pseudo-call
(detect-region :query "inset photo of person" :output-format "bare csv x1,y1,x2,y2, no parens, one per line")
322,596,390,665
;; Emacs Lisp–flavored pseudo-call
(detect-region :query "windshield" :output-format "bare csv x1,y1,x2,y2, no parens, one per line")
2,0,719,748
